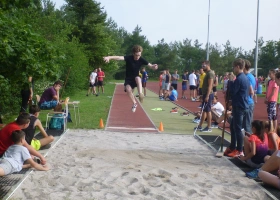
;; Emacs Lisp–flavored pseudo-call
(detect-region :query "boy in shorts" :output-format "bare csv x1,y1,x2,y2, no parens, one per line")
0,130,49,176
103,45,158,112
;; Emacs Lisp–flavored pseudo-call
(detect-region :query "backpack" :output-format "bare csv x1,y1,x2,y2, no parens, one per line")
49,114,64,130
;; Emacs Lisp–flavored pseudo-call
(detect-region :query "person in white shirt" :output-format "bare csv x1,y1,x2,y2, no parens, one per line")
86,69,98,96
211,95,225,128
188,70,197,101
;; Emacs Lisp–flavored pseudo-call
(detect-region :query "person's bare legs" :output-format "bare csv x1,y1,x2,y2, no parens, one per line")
101,86,104,93
39,135,54,147
206,111,212,128
261,150,280,172
274,120,277,132
143,86,146,96
194,89,197,99
87,87,92,95
126,85,137,105
258,171,280,189
135,77,144,103
243,136,251,156
93,86,96,94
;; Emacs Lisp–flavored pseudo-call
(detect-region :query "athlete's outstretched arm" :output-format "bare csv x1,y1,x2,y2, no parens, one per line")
103,56,124,63
147,63,158,70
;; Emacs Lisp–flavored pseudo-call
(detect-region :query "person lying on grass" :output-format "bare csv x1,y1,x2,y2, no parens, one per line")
0,130,49,176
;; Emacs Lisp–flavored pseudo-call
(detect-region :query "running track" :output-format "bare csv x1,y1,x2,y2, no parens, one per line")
106,84,158,133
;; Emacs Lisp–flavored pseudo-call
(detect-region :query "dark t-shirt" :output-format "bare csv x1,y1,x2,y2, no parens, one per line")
182,74,188,85
39,87,57,103
124,55,149,79
202,70,215,95
22,115,37,145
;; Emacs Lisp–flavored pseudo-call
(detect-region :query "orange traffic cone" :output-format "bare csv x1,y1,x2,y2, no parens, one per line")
99,118,104,128
159,122,164,132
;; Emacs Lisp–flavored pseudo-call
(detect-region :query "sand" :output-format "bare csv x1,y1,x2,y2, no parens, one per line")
10,130,268,200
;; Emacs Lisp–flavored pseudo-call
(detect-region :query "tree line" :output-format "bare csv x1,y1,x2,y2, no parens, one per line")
0,0,279,115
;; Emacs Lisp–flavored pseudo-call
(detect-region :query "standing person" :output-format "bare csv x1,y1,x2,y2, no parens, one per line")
243,60,256,135
198,68,206,104
171,70,179,90
212,71,219,96
161,70,166,97
39,80,63,110
158,71,164,98
188,70,197,101
141,67,148,96
22,105,54,150
86,69,98,96
195,70,200,98
181,70,188,99
20,76,33,113
164,69,171,94
266,69,279,132
0,113,46,165
224,58,250,157
222,73,229,100
97,67,105,95
195,61,214,132
0,130,49,176
103,45,158,112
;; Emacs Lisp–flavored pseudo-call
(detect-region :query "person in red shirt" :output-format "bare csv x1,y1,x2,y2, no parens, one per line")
97,67,105,95
0,113,46,165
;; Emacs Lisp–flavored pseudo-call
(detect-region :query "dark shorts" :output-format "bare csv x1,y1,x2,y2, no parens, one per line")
142,82,147,87
190,85,196,90
201,94,214,112
182,84,187,90
213,86,217,92
171,83,177,90
199,88,202,95
97,81,103,86
267,101,277,121
89,82,95,87
125,78,137,90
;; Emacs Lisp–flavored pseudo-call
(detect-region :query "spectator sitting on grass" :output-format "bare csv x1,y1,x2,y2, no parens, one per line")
0,130,49,176
22,105,54,150
161,86,178,101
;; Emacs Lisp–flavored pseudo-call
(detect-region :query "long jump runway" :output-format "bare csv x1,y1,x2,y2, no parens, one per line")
105,84,158,133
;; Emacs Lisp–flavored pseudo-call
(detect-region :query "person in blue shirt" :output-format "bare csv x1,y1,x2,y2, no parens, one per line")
161,86,178,101
243,60,256,135
141,67,148,96
224,58,250,157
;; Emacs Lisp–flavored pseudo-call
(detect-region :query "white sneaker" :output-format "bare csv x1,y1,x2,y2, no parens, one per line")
132,104,137,112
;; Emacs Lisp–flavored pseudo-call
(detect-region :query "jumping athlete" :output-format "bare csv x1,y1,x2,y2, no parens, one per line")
103,45,158,112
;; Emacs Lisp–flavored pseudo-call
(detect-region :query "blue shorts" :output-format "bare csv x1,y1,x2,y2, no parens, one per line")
39,100,58,110
169,96,176,101
182,84,187,90
202,94,214,112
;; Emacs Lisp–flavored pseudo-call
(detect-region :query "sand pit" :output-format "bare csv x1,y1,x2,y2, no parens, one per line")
10,130,268,200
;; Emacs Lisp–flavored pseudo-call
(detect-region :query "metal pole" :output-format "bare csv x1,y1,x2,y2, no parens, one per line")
206,0,210,60
254,0,259,77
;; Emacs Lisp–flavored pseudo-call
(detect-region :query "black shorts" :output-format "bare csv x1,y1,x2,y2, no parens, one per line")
190,85,196,90
98,81,103,86
201,94,214,112
171,83,177,90
125,78,137,90
89,82,95,87
213,87,217,92
142,82,147,87
199,88,202,95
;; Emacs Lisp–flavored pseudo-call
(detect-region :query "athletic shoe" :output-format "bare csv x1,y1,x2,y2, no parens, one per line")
139,93,144,103
201,127,212,132
223,147,234,156
170,110,178,113
191,98,196,102
160,98,165,101
96,93,99,97
198,104,202,108
33,156,41,164
211,124,219,128
227,150,244,157
246,169,260,179
136,94,139,97
86,94,89,96
193,119,200,124
172,107,178,110
194,126,202,131
181,112,189,116
131,104,137,112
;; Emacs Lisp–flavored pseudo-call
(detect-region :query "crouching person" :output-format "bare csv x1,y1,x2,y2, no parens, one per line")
0,130,49,176
161,86,178,101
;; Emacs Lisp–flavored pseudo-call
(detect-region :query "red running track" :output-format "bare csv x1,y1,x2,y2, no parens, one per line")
106,84,158,133
147,82,268,130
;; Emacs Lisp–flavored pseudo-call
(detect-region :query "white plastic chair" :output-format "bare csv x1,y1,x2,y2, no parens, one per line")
45,97,70,131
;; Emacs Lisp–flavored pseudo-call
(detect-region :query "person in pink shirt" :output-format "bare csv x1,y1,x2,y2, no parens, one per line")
97,67,105,95
266,69,279,131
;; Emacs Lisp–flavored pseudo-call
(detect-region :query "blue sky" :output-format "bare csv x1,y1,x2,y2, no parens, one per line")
53,0,280,51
